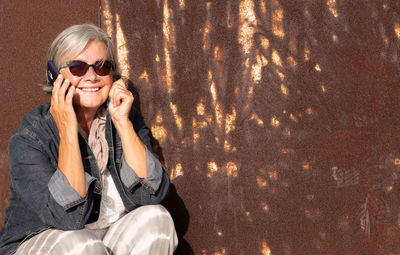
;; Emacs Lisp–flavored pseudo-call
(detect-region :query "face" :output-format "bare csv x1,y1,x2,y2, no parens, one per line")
59,39,113,114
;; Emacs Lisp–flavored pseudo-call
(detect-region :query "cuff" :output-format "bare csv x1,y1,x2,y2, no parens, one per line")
48,169,96,210
120,147,163,194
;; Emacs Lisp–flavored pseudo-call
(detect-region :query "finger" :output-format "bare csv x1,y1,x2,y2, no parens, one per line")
51,75,64,102
57,79,70,103
65,85,75,105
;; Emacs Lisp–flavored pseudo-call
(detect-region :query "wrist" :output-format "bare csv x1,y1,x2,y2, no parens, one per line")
113,118,133,132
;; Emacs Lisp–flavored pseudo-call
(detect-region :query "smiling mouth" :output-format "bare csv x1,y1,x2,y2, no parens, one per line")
79,87,100,92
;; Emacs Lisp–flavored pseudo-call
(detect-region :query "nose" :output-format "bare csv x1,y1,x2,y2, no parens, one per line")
84,65,98,80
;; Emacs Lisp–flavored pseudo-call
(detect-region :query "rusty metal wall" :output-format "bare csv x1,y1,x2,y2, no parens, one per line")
0,0,100,235
101,0,400,254
1,0,400,254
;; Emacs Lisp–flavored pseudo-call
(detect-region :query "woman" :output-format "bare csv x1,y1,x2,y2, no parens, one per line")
0,24,177,255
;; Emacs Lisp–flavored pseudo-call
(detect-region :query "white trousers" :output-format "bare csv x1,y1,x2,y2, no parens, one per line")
15,205,178,255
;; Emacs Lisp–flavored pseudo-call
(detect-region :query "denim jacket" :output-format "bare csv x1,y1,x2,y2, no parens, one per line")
0,103,170,255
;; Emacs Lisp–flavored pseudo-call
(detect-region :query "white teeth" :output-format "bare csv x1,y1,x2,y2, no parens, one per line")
80,87,100,92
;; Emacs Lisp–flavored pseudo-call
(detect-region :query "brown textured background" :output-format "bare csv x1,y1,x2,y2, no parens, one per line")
1,0,400,254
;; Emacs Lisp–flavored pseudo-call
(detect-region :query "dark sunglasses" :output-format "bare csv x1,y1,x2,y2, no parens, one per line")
59,60,113,77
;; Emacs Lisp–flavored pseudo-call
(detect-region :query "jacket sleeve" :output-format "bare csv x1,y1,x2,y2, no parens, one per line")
8,131,98,230
118,108,170,206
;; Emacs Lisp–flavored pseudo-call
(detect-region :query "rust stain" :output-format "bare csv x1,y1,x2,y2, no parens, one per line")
306,107,313,115
395,158,400,166
307,194,316,201
314,63,322,72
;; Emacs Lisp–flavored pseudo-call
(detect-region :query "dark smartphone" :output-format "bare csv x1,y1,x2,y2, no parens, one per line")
47,61,60,86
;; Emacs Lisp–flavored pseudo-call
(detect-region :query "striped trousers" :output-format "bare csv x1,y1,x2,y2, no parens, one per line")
14,205,178,255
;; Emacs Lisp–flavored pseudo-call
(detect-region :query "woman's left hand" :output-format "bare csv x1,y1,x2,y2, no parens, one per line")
108,79,134,126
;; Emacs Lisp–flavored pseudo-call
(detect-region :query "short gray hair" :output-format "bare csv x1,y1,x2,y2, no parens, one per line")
43,24,119,93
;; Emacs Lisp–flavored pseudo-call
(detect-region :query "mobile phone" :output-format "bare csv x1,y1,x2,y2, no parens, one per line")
47,61,60,86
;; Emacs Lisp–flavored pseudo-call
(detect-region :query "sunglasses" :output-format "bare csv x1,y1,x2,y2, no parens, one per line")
59,60,114,77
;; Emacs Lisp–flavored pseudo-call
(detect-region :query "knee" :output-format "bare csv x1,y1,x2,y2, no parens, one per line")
49,229,108,254
136,205,176,234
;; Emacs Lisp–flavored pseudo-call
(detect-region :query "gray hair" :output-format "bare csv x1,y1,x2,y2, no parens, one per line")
43,24,119,93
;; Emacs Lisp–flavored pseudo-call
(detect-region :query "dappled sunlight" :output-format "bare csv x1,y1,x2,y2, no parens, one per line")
151,125,167,144
250,113,264,126
272,0,285,39
272,49,283,67
101,0,400,253
261,241,272,255
116,14,130,78
395,23,400,39
169,102,183,131
102,0,113,37
327,0,339,18
162,0,175,94
178,0,185,10
170,163,184,181
271,116,280,127
238,0,257,55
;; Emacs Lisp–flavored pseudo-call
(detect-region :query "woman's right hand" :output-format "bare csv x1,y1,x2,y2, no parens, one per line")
49,75,78,138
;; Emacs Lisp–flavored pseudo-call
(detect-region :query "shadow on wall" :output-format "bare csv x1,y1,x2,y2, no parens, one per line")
126,79,193,254
104,0,400,254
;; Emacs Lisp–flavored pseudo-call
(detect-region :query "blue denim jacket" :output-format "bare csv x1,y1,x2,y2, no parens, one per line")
0,103,170,255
